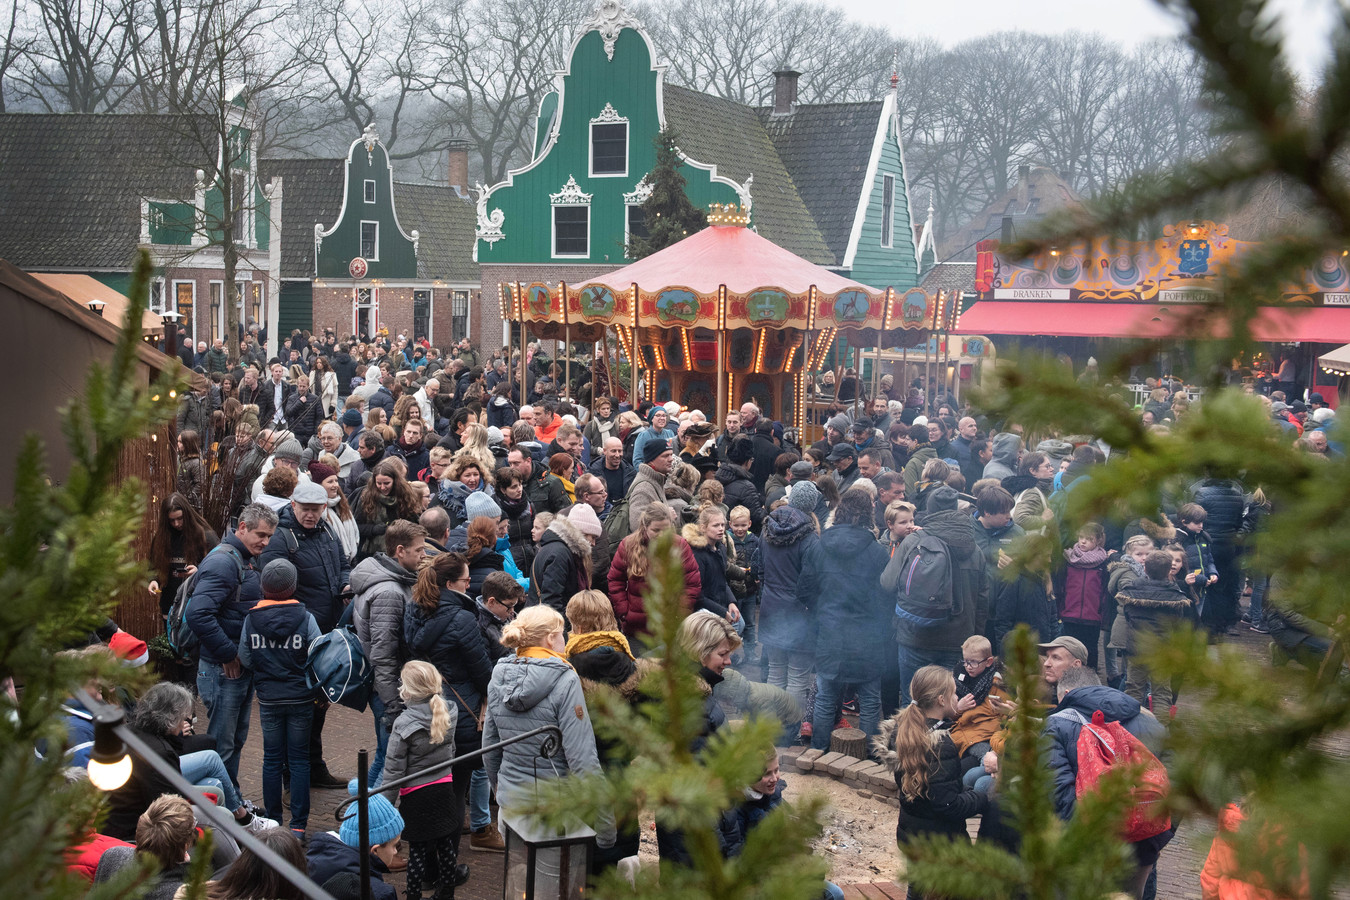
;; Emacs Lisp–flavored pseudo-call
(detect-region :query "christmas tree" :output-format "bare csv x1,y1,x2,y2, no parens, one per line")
628,127,708,259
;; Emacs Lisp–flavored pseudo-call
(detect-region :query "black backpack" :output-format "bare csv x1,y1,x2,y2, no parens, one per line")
168,544,245,655
885,531,959,628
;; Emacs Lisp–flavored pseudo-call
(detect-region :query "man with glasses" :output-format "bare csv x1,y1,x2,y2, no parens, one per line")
576,473,616,589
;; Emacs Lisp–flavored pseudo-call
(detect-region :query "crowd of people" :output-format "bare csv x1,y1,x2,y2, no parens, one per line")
56,326,1337,899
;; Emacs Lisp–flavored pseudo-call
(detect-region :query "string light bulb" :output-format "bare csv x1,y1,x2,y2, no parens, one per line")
87,706,132,792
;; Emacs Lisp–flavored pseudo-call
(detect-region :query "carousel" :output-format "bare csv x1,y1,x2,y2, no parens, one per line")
499,204,939,435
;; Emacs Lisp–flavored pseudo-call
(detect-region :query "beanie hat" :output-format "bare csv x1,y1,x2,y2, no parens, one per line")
728,436,755,464
274,438,303,462
1313,407,1335,424
108,630,149,667
308,460,338,484
465,491,502,521
646,407,665,424
788,480,820,514
341,409,363,428
641,438,671,464
788,460,815,481
912,415,929,428
340,782,404,848
825,413,852,435
261,559,298,599
568,503,603,537
486,425,504,446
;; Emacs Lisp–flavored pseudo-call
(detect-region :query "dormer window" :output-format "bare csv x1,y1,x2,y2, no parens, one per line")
589,104,629,177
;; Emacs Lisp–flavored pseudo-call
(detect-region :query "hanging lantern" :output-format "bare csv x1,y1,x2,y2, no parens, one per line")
501,812,594,900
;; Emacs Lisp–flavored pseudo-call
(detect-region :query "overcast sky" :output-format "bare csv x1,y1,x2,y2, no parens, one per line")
832,0,1339,80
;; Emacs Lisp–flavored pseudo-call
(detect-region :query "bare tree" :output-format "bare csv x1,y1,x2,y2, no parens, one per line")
1030,33,1128,195
637,0,775,105
18,0,137,111
0,0,33,113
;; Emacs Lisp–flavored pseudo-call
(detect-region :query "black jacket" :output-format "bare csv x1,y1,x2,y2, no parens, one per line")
498,493,536,574
403,587,494,751
523,459,568,515
974,518,1052,649
255,378,293,427
588,455,636,500
527,518,592,613
104,729,183,840
878,716,987,843
466,546,506,600
748,432,780,493
257,506,351,632
306,832,396,900
715,462,766,532
332,352,358,397
368,386,396,421
682,524,735,619
284,391,324,445
797,522,891,681
238,599,321,704
1189,478,1246,541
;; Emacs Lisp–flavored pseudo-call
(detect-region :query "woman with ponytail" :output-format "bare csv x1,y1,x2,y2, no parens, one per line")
383,660,458,900
403,552,495,879
875,664,990,890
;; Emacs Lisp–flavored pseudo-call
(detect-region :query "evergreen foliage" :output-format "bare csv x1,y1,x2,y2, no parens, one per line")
519,533,830,900
628,127,709,259
0,250,187,898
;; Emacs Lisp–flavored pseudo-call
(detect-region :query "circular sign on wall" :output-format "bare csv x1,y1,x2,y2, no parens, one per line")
349,257,369,279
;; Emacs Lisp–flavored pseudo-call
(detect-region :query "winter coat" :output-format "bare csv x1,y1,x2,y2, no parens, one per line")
238,599,321,704
749,432,781,493
902,446,936,498
403,588,494,752
973,517,1048,648
176,456,204,511
1061,544,1110,625
185,534,261,665
384,439,430,482
175,392,212,438
522,458,568,515
528,517,593,614
714,462,766,532
1175,526,1219,583
682,524,737,619
284,391,324,446
498,493,536,574
728,531,763,601
1106,557,1146,651
589,455,636,501
982,432,1022,482
103,729,184,840
625,462,668,533
720,780,786,858
876,715,987,843
368,386,395,422
1043,684,1166,821
949,669,1013,754
758,507,820,654
332,352,358,397
889,507,990,654
570,634,657,766
381,699,459,796
487,394,518,429
258,505,351,632
306,832,397,900
465,546,506,600
1116,576,1194,653
350,554,418,708
606,533,701,638
482,655,613,841
798,522,891,681
1188,479,1245,542
476,598,511,663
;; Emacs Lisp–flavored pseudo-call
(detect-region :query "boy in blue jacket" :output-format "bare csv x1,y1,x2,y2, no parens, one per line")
239,559,321,835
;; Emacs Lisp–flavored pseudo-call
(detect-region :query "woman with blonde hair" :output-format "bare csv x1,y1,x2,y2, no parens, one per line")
483,606,614,847
616,410,644,464
876,664,989,889
458,422,497,477
443,454,491,528
382,660,459,900
606,503,701,645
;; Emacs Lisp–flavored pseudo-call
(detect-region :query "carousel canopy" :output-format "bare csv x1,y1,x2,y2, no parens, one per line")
505,217,938,345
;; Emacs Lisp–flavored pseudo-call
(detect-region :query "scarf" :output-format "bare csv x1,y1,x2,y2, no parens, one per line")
956,663,1000,705
517,646,571,665
565,630,635,661
498,492,531,520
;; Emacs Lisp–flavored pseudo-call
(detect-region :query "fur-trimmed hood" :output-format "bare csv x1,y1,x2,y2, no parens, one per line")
873,714,950,773
681,522,711,549
544,515,593,562
1137,514,1177,543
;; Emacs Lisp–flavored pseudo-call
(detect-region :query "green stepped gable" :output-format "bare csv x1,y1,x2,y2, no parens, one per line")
474,0,920,300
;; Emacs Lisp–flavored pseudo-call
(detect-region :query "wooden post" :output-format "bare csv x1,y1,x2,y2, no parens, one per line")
829,727,868,758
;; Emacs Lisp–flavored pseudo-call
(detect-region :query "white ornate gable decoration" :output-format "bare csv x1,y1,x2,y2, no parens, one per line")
314,223,325,270
362,122,379,165
734,174,754,218
474,184,506,245
623,176,653,205
550,175,593,206
591,102,626,124
583,0,641,61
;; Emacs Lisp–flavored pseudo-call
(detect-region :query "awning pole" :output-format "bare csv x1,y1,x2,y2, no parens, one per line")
717,329,728,427
853,345,862,418
565,323,571,401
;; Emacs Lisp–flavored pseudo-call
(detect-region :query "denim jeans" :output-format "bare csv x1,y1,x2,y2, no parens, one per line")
811,676,881,751
962,765,994,796
765,647,814,724
197,660,254,790
368,693,388,787
896,644,962,706
1249,574,1270,626
261,701,313,831
470,765,491,830
179,749,242,811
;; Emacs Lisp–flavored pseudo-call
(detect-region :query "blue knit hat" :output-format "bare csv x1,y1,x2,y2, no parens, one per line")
340,781,404,847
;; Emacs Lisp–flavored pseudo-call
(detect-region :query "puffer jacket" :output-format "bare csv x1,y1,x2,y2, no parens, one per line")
1190,479,1245,541
465,546,506,600
1044,685,1166,821
185,535,261,665
257,505,350,633
483,654,614,841
1106,556,1145,651
797,522,891,681
758,507,819,654
528,517,592,613
476,598,511,662
1116,576,1194,653
715,462,766,531
682,523,736,619
889,500,989,654
523,458,568,515
982,432,1021,482
238,599,321,704
403,588,494,752
306,832,397,900
875,715,987,843
381,699,459,796
350,554,418,708
605,533,701,638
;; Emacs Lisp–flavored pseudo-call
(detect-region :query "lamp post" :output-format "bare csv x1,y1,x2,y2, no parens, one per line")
86,298,107,317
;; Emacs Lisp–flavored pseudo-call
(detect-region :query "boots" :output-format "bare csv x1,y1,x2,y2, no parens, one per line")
471,823,506,852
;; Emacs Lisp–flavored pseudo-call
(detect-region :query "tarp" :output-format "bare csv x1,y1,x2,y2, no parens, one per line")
956,301,1350,343
30,273,163,334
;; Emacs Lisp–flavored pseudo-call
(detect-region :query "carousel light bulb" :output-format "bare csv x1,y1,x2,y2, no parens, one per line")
88,753,132,791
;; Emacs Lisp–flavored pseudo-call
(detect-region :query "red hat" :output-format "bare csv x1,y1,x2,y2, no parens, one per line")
108,630,149,667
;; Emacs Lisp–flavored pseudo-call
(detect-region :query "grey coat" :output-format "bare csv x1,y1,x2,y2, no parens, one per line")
626,463,667,532
381,700,458,797
483,655,614,843
351,554,418,707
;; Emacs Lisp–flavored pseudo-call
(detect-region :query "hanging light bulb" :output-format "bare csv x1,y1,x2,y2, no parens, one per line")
87,707,132,791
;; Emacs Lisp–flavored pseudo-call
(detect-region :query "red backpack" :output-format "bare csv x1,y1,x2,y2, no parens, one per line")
1058,708,1171,842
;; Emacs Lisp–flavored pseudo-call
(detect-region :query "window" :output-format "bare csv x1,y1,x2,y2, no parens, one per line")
232,172,247,243
590,123,628,176
364,180,376,203
360,221,379,260
413,290,431,342
174,281,195,341
553,206,589,257
209,281,223,342
881,174,895,248
626,205,648,256
355,287,377,338
452,290,469,342
149,279,166,315
250,282,263,325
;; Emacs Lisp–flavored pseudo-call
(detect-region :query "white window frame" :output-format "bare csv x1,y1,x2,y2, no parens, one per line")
624,204,647,258
880,174,895,249
551,205,590,259
354,286,378,337
209,280,224,341
451,289,469,342
588,105,630,178
364,179,376,203
360,220,380,260
172,279,196,340
149,278,167,315
413,288,433,344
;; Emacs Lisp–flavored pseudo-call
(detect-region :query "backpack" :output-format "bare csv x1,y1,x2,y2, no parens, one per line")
306,625,373,711
601,491,635,549
168,544,244,656
889,531,958,627
1053,707,1171,842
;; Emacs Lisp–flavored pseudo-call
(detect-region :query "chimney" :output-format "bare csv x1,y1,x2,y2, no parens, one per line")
772,70,801,115
447,140,471,198
1001,215,1013,245
1016,164,1031,207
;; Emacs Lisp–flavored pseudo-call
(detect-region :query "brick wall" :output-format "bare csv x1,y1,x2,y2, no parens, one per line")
477,263,615,352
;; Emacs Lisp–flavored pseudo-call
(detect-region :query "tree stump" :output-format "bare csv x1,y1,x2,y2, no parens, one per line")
829,727,868,758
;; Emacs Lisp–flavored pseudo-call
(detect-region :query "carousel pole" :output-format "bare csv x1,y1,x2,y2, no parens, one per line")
564,324,571,401
630,283,640,405
517,283,528,405
853,345,862,418
716,285,728,426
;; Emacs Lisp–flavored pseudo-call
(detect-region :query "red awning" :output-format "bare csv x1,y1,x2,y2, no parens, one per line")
956,301,1350,342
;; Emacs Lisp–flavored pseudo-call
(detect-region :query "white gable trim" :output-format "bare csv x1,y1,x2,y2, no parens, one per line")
317,126,417,250
841,93,893,270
